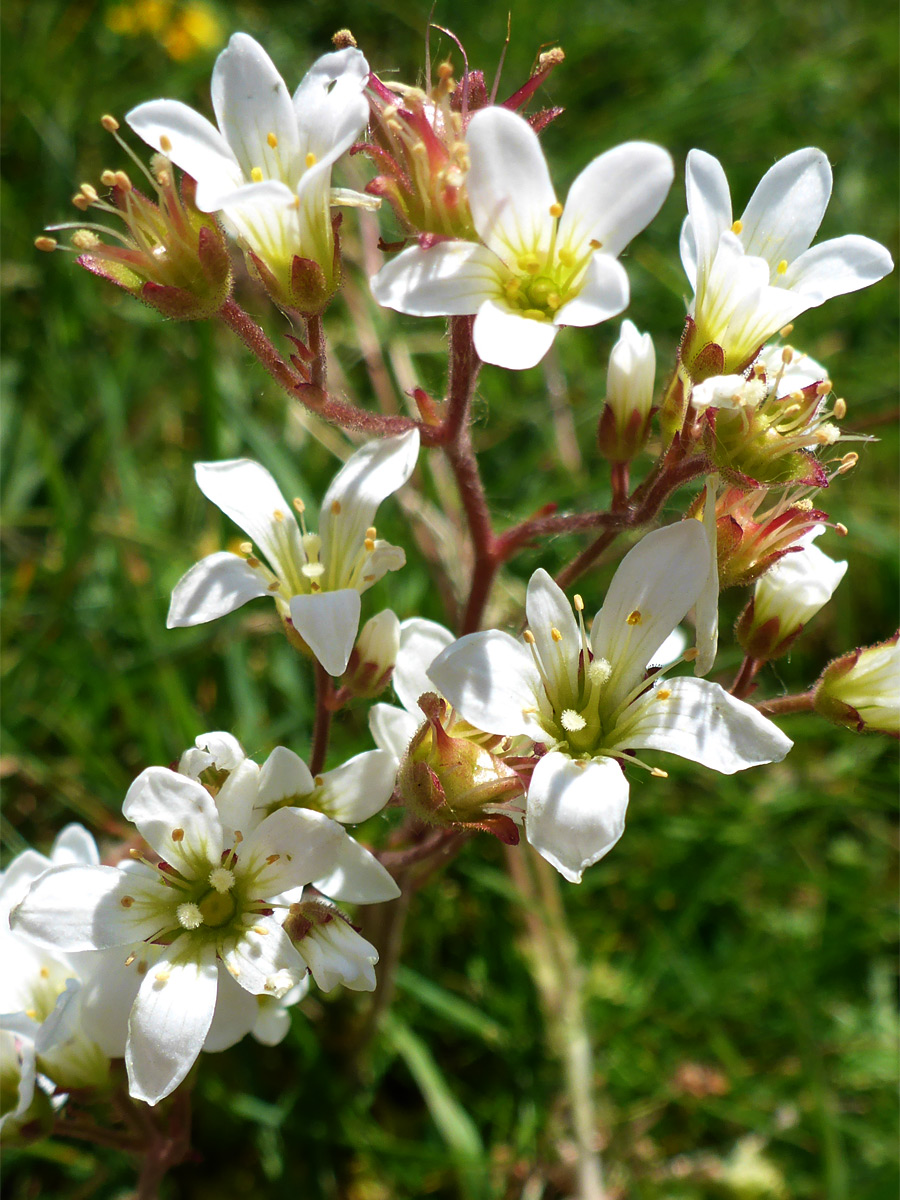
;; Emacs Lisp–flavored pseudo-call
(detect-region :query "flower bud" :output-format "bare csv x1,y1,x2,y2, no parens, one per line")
397,694,523,842
284,900,378,992
341,609,400,699
736,527,847,659
246,211,343,316
597,320,655,462
814,634,899,736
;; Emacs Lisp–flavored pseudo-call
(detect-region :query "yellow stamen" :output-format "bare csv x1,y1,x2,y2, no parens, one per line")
101,114,120,132
833,398,847,419
731,219,744,234
650,768,669,778
331,500,341,515
34,236,58,252
159,134,172,152
305,152,317,168
656,689,671,701
120,895,134,907
172,827,184,842
273,509,285,522
626,610,642,626
776,259,788,275
267,131,278,149
549,202,563,218
250,167,264,183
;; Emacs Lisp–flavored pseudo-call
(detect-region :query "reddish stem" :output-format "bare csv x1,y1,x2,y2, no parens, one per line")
610,461,630,510
730,655,762,699
753,690,816,716
309,660,334,776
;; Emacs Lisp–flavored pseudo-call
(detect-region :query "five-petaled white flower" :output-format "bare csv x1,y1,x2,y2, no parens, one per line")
428,523,792,883
127,34,370,287
11,764,389,1105
167,430,420,676
371,106,674,370
681,148,894,373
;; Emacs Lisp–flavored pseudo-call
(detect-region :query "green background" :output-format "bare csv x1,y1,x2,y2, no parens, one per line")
2,0,897,1196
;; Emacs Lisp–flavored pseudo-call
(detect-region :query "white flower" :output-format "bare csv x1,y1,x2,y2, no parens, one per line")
752,526,847,639
127,34,370,286
371,106,673,370
815,635,900,736
10,767,371,1104
606,319,656,421
428,523,792,882
368,616,457,763
167,430,420,676
681,148,893,372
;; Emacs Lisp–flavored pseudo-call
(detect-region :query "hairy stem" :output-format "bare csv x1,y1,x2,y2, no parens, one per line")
753,689,817,715
309,660,334,776
731,655,762,699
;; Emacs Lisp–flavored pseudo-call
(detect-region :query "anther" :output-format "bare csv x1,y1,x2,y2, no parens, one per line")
120,895,134,907
731,220,744,234
34,236,58,252
306,152,317,168
650,768,668,778
100,169,118,187
656,688,671,701
776,259,789,274
155,969,171,983
549,202,563,218
267,581,281,591
550,627,563,642
816,380,832,396
835,522,848,536
159,134,172,152
332,28,357,48
833,398,847,419
80,183,99,202
558,248,575,267
114,170,132,191
626,610,642,626
273,509,285,522
838,452,858,473
331,500,341,515
101,114,120,132
246,555,261,568
589,238,602,249
124,953,136,966
573,595,584,612
239,541,253,555
72,193,91,210
171,828,185,842
523,630,536,644
780,324,794,337
267,131,278,149
251,167,264,182
781,346,793,364
265,854,280,864
683,647,699,662
293,497,305,513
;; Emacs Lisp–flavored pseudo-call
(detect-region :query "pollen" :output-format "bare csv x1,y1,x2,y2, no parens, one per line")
155,969,171,983
40,967,50,979
626,609,642,626
171,827,185,842
273,508,285,522
588,657,612,687
72,230,100,250
265,853,280,864
305,152,317,168
523,630,536,644
776,259,789,275
293,497,305,513
650,768,669,778
176,902,204,930
816,380,832,396
549,202,563,218
34,236,58,252
159,134,172,152
656,688,672,701
833,398,847,419
120,895,135,908
574,594,585,612
731,220,744,234
101,114,120,132
251,167,264,182
560,709,587,732
550,627,563,642
267,131,278,148
589,238,602,250
209,866,235,893
781,346,794,364
239,541,253,555
331,499,341,514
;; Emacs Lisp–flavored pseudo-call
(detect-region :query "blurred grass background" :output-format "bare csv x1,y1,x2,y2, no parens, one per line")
1,0,897,1196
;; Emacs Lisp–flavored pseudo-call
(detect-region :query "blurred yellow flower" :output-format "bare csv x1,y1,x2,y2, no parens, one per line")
105,0,222,60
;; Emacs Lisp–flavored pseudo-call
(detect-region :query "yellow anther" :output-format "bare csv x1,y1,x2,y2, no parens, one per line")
314,775,324,786
250,166,264,182
366,526,376,540
521,308,547,322
246,555,261,569
833,398,847,419
835,522,848,536
789,391,805,404
265,853,280,864
523,630,536,644
364,538,375,552
124,953,136,967
504,278,521,296
683,647,699,662
518,257,541,275
234,831,243,843
72,193,91,210
101,114,120,132
293,497,305,513
776,259,789,275
273,509,285,522
838,452,858,473
549,201,563,218
267,131,278,149
267,581,281,592
331,499,341,515
100,169,118,187
34,236,58,252
39,967,49,979
547,293,561,310
731,219,744,234
589,238,602,249
121,895,134,907
332,28,357,48
551,627,563,642
650,768,669,778
80,183,99,202
626,609,642,626
305,151,317,168
781,346,794,364
573,594,584,612
171,827,184,842
816,380,832,396
155,970,171,983
160,134,173,152
291,195,300,208
114,170,132,191
438,61,454,81
656,689,671,701
239,541,253,555
780,324,794,337
71,230,100,250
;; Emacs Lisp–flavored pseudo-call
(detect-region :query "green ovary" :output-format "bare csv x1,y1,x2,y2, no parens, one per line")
198,888,237,927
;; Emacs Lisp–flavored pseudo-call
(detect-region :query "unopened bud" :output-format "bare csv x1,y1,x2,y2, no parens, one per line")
597,319,656,463
814,634,899,736
342,609,400,699
285,900,378,992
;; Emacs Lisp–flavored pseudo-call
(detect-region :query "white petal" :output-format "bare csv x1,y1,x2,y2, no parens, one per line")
739,148,831,267
524,569,581,699
559,142,674,259
214,758,261,843
252,996,295,1046
293,47,369,166
12,864,162,951
167,551,270,628
313,750,397,823
615,678,793,772
257,746,315,808
202,966,258,1052
240,808,345,896
219,916,305,997
782,235,894,303
591,522,709,709
78,946,158,1057
368,704,420,760
318,429,419,589
194,459,304,586
51,824,100,867
467,107,556,259
428,631,546,740
683,149,733,285
289,589,361,677
553,254,630,328
211,33,300,184
370,241,497,316
126,937,218,1105
178,730,246,778
693,483,720,677
312,836,400,904
473,299,558,370
649,627,688,669
123,768,224,877
394,618,457,714
125,99,243,211
0,852,51,924
526,753,629,883
296,917,377,992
